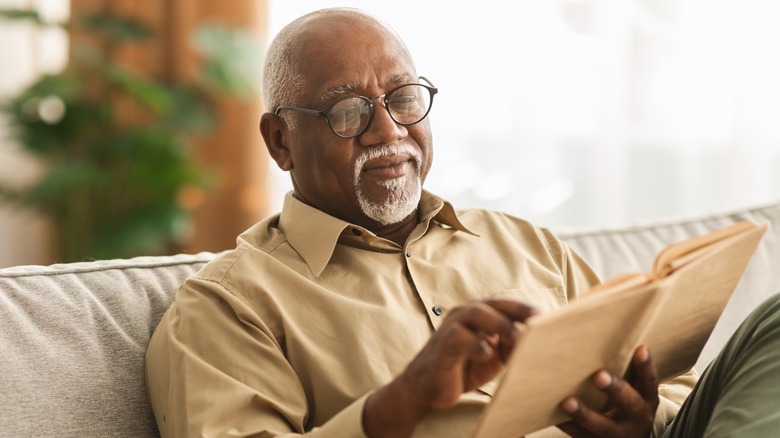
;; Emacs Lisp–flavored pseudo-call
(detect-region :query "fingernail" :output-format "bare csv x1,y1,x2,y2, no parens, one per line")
479,338,492,356
594,370,612,388
636,345,649,362
561,397,579,413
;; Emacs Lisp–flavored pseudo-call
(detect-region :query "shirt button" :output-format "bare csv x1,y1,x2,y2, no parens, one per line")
352,228,362,236
405,250,411,257
432,306,443,316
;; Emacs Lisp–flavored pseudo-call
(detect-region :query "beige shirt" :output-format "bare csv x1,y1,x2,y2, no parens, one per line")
146,191,695,437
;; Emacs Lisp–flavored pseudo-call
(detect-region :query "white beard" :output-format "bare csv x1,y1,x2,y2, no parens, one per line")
353,144,423,226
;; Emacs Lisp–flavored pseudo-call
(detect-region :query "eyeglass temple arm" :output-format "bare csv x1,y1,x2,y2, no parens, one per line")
418,76,438,97
418,76,435,87
274,105,325,117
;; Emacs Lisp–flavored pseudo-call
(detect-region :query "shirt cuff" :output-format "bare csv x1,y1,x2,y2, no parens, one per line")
308,393,372,438
651,395,681,438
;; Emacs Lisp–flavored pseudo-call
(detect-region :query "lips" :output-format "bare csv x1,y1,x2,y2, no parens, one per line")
353,144,422,186
362,154,414,178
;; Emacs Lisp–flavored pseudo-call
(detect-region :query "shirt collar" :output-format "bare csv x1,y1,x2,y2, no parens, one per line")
277,191,476,277
419,190,476,235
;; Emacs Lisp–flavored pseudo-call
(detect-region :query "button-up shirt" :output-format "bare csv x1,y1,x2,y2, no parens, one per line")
146,191,695,437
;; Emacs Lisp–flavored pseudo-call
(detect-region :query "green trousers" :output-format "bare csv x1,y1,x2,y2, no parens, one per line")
662,292,780,437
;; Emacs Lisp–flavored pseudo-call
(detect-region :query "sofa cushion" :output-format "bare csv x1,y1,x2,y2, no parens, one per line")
0,253,215,437
556,200,780,371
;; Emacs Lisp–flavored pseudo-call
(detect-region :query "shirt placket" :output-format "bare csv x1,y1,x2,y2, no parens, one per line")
403,223,447,331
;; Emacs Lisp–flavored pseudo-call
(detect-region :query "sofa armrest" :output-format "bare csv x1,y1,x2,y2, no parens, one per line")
0,252,216,437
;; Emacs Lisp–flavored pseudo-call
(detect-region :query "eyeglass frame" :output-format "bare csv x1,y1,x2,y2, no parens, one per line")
272,76,438,138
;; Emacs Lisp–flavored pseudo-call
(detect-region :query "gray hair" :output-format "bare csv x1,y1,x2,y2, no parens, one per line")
262,26,303,112
261,8,410,129
261,18,305,129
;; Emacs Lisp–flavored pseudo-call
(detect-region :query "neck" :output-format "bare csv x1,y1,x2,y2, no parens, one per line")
372,212,418,247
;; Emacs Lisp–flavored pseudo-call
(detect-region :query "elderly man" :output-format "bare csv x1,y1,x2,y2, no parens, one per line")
146,7,780,438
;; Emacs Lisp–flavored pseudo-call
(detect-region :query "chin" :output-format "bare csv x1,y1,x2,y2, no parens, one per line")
357,176,422,226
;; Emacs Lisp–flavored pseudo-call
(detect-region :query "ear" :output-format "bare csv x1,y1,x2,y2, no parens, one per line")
260,112,293,171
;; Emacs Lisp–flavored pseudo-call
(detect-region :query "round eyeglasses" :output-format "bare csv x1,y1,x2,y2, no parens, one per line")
273,76,438,138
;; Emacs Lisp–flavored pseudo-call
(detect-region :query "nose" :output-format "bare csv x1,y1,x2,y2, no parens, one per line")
358,97,407,147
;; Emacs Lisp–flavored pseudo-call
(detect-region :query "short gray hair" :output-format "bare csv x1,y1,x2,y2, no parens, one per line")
261,19,305,128
262,8,409,129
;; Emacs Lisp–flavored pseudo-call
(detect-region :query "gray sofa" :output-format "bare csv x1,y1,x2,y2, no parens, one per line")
2,202,779,437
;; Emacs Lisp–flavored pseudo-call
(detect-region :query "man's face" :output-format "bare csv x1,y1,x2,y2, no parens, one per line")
282,17,433,230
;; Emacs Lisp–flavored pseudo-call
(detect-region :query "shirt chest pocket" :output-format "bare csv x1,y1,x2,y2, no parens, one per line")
486,286,566,315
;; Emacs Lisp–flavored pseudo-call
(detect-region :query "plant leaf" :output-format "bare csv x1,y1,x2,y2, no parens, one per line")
75,12,153,42
0,8,57,26
192,24,264,96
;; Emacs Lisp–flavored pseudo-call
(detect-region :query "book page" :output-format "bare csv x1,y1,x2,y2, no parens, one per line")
651,221,756,278
473,281,665,438
473,220,767,438
641,222,768,380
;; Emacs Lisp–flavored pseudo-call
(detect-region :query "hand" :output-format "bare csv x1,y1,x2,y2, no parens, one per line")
403,298,538,409
557,345,660,438
363,298,537,438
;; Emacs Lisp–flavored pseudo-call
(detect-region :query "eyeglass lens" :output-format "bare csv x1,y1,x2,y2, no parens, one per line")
327,84,433,137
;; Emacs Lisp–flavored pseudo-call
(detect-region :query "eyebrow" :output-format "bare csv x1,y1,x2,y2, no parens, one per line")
319,83,361,103
388,73,413,86
318,73,415,104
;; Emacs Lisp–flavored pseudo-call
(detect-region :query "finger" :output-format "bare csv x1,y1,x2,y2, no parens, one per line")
591,370,648,419
446,299,537,330
559,396,616,437
431,323,496,366
448,300,537,360
482,298,539,323
475,337,494,362
444,303,517,355
556,419,597,438
482,299,538,360
483,333,499,349
477,334,502,364
630,345,659,403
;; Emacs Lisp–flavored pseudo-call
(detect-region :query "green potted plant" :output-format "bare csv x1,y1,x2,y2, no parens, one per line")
0,8,259,262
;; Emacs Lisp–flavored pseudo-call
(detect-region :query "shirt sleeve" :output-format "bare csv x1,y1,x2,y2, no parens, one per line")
539,227,603,302
145,276,369,438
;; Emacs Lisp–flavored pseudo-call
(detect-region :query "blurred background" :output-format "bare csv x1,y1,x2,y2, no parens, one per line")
2,0,779,267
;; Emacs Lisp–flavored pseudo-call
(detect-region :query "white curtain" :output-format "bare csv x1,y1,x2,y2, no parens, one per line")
270,0,780,228
0,0,69,267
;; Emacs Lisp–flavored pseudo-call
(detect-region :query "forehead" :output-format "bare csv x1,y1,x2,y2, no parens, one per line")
291,14,416,100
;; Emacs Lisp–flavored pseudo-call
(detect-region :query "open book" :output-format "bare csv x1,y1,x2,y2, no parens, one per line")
473,220,768,438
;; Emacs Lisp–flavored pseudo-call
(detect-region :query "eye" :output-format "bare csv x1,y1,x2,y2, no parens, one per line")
389,92,419,112
388,88,427,120
328,98,369,133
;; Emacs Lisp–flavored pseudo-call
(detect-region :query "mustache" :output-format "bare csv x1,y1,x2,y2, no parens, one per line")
353,143,422,183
